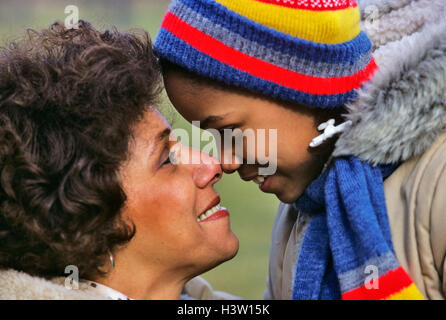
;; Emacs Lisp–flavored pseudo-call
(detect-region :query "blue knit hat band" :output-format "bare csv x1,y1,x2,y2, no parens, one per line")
155,0,378,108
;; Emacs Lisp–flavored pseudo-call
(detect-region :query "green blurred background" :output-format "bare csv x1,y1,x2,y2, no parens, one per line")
0,0,279,299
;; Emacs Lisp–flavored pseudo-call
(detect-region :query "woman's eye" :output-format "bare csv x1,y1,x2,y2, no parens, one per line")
162,157,172,166
162,150,177,167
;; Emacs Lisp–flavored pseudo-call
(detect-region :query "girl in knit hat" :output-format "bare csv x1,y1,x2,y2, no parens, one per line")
155,0,446,300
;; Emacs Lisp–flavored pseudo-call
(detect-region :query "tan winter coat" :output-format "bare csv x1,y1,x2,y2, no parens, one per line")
265,0,446,300
264,130,446,300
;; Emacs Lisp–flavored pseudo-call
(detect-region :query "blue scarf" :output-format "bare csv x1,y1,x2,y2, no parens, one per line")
291,156,423,300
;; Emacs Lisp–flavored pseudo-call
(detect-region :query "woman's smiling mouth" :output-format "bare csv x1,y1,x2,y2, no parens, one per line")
197,204,229,222
197,195,230,223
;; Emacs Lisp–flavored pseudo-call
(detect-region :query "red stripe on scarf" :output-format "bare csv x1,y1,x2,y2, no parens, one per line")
342,266,415,300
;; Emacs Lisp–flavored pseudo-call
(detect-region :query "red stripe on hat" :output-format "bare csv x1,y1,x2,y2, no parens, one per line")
342,266,415,300
254,0,358,11
161,12,376,96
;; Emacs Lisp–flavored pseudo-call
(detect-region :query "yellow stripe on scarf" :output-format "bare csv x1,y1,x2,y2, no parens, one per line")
384,284,424,300
214,0,361,44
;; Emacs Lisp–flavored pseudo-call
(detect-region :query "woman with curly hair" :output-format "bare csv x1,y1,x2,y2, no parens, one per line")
0,21,239,300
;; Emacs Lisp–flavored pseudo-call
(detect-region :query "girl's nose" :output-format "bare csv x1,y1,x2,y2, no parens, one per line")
220,152,242,174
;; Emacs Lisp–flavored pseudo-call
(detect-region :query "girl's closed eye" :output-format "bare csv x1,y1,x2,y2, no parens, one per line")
217,126,237,135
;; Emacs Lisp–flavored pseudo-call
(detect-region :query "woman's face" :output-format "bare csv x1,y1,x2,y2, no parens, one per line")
119,109,239,278
164,71,332,204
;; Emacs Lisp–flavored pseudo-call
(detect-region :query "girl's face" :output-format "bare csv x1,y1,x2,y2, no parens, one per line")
164,71,333,204
119,109,239,278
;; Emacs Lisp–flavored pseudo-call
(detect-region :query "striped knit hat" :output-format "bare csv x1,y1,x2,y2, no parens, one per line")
154,0,377,108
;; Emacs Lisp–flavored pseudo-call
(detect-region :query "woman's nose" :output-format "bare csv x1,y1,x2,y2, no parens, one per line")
190,148,222,188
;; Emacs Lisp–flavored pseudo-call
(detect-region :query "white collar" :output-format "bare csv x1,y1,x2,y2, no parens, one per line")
81,280,133,300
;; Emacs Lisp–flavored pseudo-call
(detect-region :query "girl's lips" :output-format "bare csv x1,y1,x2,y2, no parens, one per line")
260,175,273,192
200,208,229,223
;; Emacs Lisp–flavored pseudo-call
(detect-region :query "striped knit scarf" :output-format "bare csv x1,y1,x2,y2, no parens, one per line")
292,156,424,300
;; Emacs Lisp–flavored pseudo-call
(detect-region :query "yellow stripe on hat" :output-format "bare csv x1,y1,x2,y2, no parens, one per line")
384,284,424,300
214,0,361,44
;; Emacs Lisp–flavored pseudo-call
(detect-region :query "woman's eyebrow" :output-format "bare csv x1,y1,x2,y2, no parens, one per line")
148,127,172,158
155,128,172,142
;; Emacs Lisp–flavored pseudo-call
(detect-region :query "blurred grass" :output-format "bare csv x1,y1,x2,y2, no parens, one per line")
0,0,279,299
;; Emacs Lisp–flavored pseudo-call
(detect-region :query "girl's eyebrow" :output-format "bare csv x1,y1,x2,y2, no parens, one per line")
201,113,232,129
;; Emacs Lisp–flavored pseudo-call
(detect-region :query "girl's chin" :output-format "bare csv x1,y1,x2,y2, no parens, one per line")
269,175,309,203
274,184,304,204
257,174,300,203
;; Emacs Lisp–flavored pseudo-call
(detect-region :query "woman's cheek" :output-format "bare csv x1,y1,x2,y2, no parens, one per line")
142,176,195,219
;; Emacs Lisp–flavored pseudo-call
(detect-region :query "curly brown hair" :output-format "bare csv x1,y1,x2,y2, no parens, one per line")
0,20,162,279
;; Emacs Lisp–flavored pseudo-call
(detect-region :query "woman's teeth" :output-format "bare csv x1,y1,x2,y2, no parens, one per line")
253,176,266,185
197,204,222,222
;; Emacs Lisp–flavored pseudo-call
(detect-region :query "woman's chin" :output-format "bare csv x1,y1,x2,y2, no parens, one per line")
196,232,239,274
210,231,239,262
222,232,239,260
182,210,239,276
201,219,239,258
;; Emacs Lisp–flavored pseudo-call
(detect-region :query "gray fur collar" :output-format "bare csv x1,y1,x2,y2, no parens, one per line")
0,269,105,300
334,0,446,165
